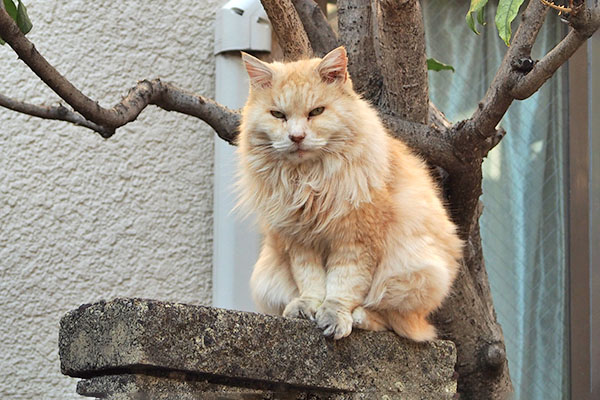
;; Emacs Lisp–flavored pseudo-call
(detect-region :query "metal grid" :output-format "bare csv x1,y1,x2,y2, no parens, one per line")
422,1,570,399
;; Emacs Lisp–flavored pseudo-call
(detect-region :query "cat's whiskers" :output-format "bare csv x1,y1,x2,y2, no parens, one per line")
271,144,289,151
270,140,326,155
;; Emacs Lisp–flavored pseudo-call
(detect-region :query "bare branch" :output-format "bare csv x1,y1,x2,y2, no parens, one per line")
260,0,312,60
155,80,241,144
0,8,239,141
0,93,111,136
337,0,383,102
0,8,118,128
512,6,600,99
381,111,460,172
455,0,550,151
372,0,429,124
0,79,240,142
292,0,338,57
429,102,452,130
456,0,599,155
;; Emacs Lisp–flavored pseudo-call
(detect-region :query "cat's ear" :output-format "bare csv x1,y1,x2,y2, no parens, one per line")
317,46,348,84
241,52,273,89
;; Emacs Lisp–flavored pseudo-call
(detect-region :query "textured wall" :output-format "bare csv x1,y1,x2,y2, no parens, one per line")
0,1,225,398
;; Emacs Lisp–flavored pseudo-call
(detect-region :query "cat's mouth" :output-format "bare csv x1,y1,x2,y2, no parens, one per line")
288,144,315,160
272,141,321,161
289,144,311,155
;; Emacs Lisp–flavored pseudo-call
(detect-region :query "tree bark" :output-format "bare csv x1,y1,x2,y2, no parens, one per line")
292,0,338,57
260,0,312,60
433,221,513,398
372,0,429,124
337,0,383,102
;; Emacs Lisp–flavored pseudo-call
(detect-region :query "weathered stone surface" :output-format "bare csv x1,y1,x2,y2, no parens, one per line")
76,373,348,400
59,298,457,398
77,373,271,400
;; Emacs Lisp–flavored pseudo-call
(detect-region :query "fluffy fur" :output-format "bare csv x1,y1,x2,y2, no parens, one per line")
237,47,463,341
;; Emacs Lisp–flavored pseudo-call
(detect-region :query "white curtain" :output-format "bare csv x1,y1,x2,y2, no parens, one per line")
423,1,569,399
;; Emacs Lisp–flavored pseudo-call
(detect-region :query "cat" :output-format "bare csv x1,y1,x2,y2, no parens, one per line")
236,46,462,342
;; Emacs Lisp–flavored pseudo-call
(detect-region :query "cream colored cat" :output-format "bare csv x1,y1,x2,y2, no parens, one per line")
237,47,462,341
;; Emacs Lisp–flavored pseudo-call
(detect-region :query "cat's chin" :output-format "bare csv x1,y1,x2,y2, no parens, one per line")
285,148,320,163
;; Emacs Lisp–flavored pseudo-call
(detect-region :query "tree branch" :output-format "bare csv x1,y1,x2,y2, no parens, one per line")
512,6,600,99
0,8,240,141
452,0,550,154
0,93,112,136
381,111,460,173
292,0,338,57
456,0,599,155
0,80,241,142
260,0,312,60
372,0,429,124
0,8,115,129
155,80,241,144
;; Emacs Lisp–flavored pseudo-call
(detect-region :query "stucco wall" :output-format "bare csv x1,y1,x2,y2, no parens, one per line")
0,1,225,398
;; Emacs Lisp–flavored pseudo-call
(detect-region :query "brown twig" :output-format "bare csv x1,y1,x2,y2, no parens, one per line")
154,80,241,144
1,7,116,128
0,93,111,136
292,0,338,57
540,0,575,14
260,0,312,60
0,80,240,142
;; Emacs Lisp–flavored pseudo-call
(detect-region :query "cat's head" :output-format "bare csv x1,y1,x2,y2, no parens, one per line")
240,47,358,163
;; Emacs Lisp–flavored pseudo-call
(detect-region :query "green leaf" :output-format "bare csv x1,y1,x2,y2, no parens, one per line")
1,0,16,43
466,0,488,35
3,0,18,20
477,5,486,26
495,0,525,46
16,0,32,35
0,0,31,44
427,58,455,73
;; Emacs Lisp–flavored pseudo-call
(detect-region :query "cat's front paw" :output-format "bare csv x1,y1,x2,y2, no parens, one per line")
283,297,321,320
315,300,353,340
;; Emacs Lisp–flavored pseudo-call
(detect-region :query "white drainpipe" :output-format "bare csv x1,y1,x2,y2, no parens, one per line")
213,0,271,311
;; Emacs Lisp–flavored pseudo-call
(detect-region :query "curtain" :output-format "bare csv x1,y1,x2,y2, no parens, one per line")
422,1,569,399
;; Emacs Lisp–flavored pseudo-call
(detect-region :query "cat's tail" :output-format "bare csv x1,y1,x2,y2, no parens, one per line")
388,310,436,342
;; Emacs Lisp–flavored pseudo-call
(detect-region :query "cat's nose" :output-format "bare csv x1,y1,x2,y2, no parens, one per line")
289,133,306,143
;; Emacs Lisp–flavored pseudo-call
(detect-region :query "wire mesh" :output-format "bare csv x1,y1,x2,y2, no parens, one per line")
327,1,569,397
422,1,570,399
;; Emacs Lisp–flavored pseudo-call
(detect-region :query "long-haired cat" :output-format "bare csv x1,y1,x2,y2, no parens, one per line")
237,47,462,341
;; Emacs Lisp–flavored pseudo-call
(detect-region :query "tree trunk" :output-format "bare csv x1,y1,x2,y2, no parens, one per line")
433,184,514,398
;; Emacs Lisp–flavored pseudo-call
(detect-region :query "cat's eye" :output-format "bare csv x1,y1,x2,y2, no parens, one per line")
270,110,286,120
309,107,325,117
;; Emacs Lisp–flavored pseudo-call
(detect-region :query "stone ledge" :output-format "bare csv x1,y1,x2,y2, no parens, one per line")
59,298,457,399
